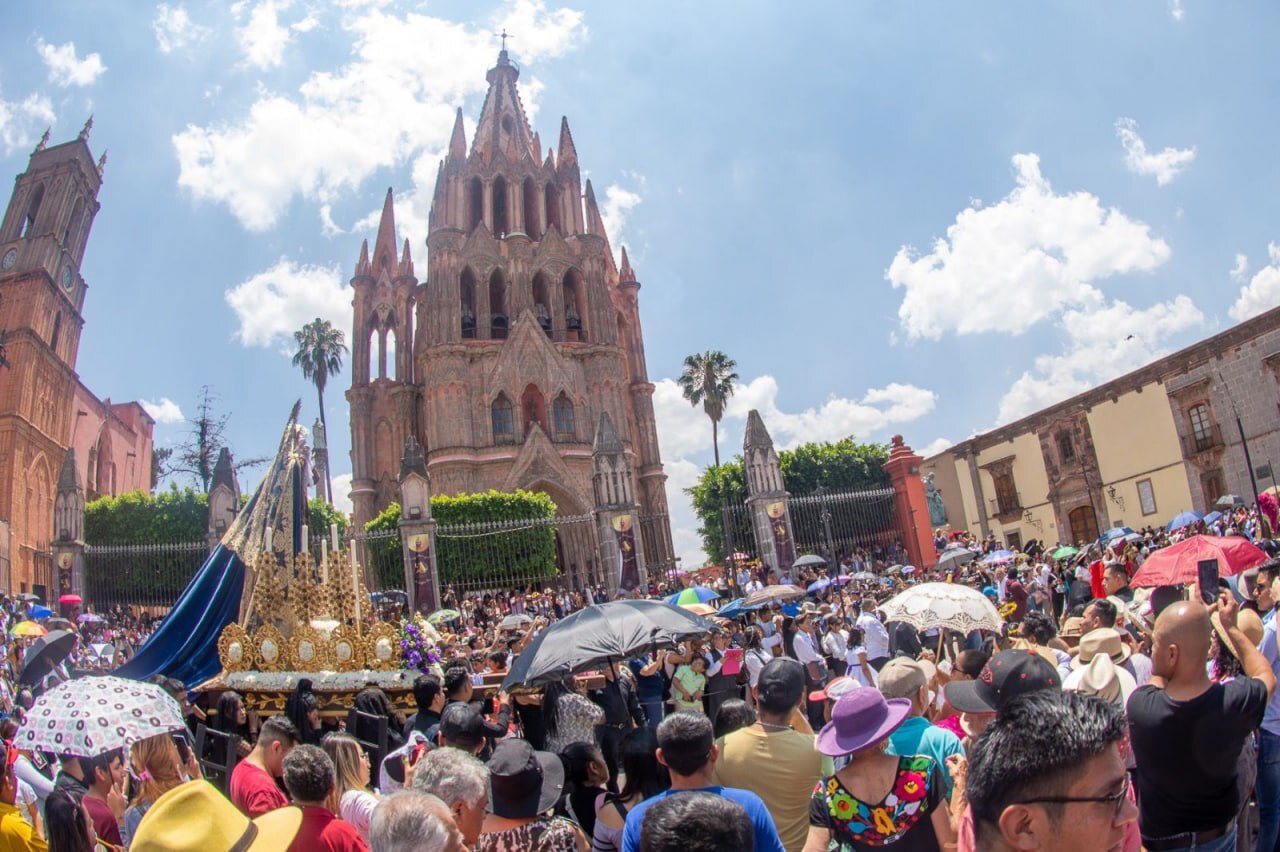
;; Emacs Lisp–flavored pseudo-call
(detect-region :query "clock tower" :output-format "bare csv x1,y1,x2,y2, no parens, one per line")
0,119,103,590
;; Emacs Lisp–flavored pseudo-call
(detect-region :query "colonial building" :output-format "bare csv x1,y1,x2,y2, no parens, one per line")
0,124,154,593
346,50,672,576
923,305,1280,548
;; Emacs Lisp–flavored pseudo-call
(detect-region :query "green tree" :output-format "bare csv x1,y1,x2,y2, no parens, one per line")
170,386,268,492
292,317,348,504
686,437,892,563
85,487,209,544
308,498,349,542
677,351,739,468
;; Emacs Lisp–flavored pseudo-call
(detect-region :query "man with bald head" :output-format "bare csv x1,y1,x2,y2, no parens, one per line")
1127,591,1274,851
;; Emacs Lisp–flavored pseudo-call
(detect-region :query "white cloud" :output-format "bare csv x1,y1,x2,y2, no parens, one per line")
153,4,209,53
236,0,297,69
0,90,55,155
652,373,937,567
919,437,953,458
331,472,354,516
1116,118,1196,186
224,258,352,351
1170,0,1185,21
600,180,643,263
997,295,1204,423
36,40,106,87
1228,242,1280,322
888,153,1170,340
140,397,186,424
175,1,587,231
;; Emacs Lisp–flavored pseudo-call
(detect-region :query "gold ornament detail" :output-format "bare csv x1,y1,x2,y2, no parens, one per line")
330,624,365,671
288,624,331,671
362,621,400,671
217,623,255,673
248,550,286,630
253,624,287,672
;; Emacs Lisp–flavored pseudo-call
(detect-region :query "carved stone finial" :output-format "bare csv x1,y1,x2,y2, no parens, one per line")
97,150,108,178
79,115,94,141
34,127,50,154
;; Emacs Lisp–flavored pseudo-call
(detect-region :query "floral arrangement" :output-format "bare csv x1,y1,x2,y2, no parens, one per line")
225,670,411,691
399,618,442,674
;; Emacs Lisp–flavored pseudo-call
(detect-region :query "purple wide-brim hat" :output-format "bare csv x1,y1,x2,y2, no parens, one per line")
815,686,912,757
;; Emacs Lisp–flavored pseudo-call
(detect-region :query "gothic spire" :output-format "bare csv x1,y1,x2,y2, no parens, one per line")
448,107,467,160
210,447,236,494
57,449,82,493
79,115,93,141
619,246,637,283
33,127,50,154
398,237,414,277
584,180,605,236
557,116,578,168
356,238,371,276
373,188,398,274
744,409,774,451
471,49,537,162
97,150,108,179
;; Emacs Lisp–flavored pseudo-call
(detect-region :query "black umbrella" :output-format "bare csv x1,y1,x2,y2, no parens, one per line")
19,629,78,686
502,600,715,689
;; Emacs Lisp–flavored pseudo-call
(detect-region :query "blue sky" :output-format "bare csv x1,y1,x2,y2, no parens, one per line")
4,0,1280,567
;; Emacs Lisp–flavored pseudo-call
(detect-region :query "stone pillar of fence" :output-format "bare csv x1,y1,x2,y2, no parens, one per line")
52,450,86,605
593,413,646,597
397,436,441,614
207,447,240,551
743,410,797,580
882,435,936,571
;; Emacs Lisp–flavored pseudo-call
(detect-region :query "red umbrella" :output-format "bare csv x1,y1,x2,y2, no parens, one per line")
1131,535,1268,588
58,595,82,606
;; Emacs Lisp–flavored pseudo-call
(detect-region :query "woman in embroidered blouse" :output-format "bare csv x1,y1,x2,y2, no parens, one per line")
544,676,604,756
803,687,955,851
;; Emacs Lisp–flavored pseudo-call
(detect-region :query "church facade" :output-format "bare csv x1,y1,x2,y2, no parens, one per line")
346,50,672,574
0,125,154,594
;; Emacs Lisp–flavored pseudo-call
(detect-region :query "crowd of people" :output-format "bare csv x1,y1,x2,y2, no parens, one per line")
3,499,1280,851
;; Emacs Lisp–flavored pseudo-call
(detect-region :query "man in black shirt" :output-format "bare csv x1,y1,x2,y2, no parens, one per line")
403,673,445,738
1127,592,1274,850
589,661,645,792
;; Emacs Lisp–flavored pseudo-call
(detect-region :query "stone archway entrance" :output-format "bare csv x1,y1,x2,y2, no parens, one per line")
1068,505,1099,546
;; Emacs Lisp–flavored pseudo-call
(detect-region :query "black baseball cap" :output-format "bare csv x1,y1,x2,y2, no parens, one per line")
945,649,1061,714
756,658,805,710
439,702,485,748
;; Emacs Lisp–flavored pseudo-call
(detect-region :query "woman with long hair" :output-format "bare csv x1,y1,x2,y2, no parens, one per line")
556,742,610,840
283,679,323,745
322,732,379,844
212,690,253,759
45,790,96,852
543,676,603,756
591,727,669,852
122,733,196,847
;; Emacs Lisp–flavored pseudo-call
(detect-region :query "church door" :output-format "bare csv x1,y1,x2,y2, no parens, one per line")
1068,506,1099,546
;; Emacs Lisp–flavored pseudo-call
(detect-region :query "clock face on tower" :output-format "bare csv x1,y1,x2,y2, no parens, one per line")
0,248,14,270
61,264,74,290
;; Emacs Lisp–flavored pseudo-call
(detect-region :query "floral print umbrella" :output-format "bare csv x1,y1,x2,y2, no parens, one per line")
16,675,186,758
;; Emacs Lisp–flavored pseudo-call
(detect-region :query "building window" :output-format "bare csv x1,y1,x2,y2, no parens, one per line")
1200,468,1226,509
50,312,60,353
1137,479,1157,516
552,394,575,436
1187,403,1219,452
1057,432,1075,462
993,472,1019,515
1005,531,1022,552
20,185,44,238
491,396,514,443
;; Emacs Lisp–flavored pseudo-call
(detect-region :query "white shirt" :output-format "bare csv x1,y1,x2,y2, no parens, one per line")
744,647,773,687
822,629,848,660
745,579,764,593
856,612,891,660
793,631,822,666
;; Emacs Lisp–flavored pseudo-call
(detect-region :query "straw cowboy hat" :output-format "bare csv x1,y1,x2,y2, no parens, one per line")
1063,653,1136,708
1072,628,1132,670
1210,608,1265,660
130,781,301,852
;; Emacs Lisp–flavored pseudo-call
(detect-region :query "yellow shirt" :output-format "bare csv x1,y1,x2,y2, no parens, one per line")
0,802,47,852
712,726,833,852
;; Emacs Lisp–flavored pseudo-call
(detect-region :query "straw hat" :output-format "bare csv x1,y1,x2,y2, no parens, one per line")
130,781,301,852
1063,653,1136,708
1211,609,1265,660
1072,628,1132,670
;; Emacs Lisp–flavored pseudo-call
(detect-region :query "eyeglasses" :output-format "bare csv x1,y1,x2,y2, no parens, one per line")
1018,774,1130,818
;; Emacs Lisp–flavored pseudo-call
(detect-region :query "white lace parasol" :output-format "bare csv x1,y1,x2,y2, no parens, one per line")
879,582,1003,634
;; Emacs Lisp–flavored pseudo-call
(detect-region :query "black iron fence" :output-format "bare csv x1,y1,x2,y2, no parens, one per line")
83,541,209,608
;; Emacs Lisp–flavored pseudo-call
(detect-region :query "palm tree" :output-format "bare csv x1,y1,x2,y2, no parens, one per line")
677,350,739,468
292,317,348,503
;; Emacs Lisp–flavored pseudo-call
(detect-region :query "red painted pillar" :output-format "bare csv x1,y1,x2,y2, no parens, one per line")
883,435,936,571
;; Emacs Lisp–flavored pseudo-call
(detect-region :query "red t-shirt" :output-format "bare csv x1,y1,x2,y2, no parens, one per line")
83,793,123,847
230,760,289,818
290,805,369,852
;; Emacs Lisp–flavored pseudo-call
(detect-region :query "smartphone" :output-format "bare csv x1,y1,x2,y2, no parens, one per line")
1197,559,1220,605
172,733,191,765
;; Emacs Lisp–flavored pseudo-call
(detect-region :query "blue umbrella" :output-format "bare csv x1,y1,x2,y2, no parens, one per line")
1167,511,1204,532
982,550,1015,565
807,578,832,594
28,605,53,620
1099,526,1136,544
1204,511,1224,525
716,598,754,619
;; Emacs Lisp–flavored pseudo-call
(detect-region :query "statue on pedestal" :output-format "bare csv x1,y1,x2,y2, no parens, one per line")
925,472,948,527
